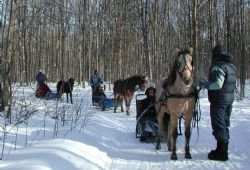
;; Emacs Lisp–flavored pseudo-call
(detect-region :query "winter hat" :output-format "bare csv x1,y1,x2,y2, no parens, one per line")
145,87,156,97
212,43,224,57
212,43,225,62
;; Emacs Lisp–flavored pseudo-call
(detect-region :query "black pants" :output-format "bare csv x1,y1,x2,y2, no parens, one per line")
210,103,232,141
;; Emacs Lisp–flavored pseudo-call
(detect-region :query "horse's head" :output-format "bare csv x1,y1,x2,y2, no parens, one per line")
136,75,147,91
174,47,193,86
68,78,75,87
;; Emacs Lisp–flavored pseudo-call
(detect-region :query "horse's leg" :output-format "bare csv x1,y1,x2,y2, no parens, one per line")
57,88,63,101
184,115,192,159
120,96,124,112
70,92,73,104
66,93,69,103
165,114,171,151
170,115,178,160
114,93,117,113
161,112,171,151
125,97,131,116
156,108,164,150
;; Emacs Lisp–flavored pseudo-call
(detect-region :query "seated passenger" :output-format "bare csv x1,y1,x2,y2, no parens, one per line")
92,85,106,105
137,87,157,121
35,83,52,98
35,83,58,100
137,87,157,142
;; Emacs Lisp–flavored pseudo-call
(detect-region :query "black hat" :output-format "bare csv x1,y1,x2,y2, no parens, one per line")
212,43,224,57
212,43,226,63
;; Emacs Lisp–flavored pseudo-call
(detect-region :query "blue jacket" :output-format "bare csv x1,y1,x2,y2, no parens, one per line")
208,52,237,104
90,74,102,88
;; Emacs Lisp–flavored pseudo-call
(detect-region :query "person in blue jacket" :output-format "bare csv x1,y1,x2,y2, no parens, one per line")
90,70,103,94
200,43,237,161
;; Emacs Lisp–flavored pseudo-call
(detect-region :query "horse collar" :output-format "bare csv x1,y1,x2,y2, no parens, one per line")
164,88,197,99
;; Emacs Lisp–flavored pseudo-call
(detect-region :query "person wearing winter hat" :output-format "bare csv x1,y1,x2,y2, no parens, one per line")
137,86,157,142
199,43,237,161
137,87,157,121
90,70,103,92
35,70,47,85
90,70,103,104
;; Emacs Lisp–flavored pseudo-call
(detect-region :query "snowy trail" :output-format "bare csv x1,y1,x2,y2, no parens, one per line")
1,84,250,170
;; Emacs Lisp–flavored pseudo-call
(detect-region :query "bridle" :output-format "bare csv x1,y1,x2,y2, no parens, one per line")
175,53,193,80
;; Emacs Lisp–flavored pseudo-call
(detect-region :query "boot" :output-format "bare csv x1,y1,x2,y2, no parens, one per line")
208,140,228,161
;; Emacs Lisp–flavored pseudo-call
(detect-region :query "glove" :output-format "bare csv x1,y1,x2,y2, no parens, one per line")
199,79,209,89
162,79,169,89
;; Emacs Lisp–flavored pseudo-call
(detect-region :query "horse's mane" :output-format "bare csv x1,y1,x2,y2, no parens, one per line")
167,48,192,86
168,68,177,86
126,74,145,81
116,74,145,84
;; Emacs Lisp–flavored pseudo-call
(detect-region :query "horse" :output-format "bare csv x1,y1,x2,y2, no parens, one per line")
56,78,75,104
113,74,147,115
155,47,198,160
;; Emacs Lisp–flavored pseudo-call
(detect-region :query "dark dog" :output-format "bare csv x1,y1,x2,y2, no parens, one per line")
56,78,75,103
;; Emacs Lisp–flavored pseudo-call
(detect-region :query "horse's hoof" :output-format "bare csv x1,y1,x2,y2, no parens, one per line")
185,152,192,159
156,144,161,150
127,112,130,116
171,153,178,160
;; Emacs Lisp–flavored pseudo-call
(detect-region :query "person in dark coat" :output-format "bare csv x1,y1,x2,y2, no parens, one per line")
137,87,157,142
137,87,157,121
200,43,237,161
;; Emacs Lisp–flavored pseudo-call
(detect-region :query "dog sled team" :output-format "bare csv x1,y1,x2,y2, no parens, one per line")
33,43,236,161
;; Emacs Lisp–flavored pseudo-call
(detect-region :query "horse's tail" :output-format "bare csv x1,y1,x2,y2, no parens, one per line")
113,79,122,95
56,81,64,95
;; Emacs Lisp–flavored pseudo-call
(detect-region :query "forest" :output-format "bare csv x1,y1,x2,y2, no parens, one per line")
0,0,249,114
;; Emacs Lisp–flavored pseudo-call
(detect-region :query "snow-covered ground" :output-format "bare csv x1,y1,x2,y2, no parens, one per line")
0,81,249,170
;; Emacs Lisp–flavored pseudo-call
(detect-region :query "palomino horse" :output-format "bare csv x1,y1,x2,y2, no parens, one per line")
155,47,198,160
113,75,147,115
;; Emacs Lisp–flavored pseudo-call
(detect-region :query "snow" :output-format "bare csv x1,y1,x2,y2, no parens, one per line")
0,81,250,170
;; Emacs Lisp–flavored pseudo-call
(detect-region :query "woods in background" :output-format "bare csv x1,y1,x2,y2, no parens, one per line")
0,0,249,105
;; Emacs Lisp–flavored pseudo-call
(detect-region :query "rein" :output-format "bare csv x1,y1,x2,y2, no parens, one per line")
190,88,202,147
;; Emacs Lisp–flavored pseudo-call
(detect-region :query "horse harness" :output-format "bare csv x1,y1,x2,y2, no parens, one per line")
157,86,200,124
159,87,198,104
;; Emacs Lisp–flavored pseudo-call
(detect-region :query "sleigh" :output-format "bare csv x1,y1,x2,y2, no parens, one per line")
135,93,158,142
92,85,114,111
